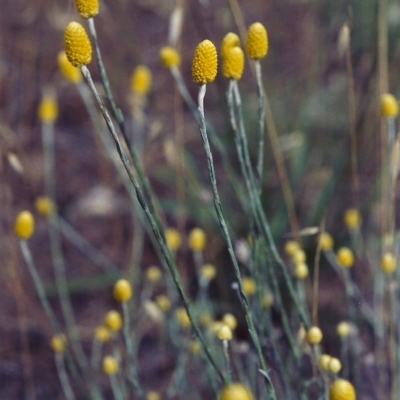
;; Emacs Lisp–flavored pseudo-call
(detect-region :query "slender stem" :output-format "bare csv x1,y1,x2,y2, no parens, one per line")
197,84,276,399
55,353,76,400
255,61,266,190
80,65,226,384
19,240,60,333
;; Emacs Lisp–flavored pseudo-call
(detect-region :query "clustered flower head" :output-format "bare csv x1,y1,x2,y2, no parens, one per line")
64,21,92,67
14,211,35,240
319,232,334,251
191,40,218,85
381,251,396,274
159,46,180,68
50,334,67,353
130,65,152,96
344,208,361,229
74,0,99,19
102,355,119,375
245,22,268,60
336,247,354,268
222,46,245,80
306,326,323,345
165,227,182,251
220,32,240,60
57,51,82,84
104,310,122,331
188,227,207,251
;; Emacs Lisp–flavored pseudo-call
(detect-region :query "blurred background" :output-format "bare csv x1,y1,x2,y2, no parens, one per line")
1,0,400,398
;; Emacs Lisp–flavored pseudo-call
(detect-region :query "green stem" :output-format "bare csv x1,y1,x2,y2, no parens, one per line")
80,65,226,385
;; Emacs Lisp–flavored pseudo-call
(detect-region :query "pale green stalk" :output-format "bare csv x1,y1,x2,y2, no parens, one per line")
109,373,125,400
41,118,87,371
196,84,276,399
55,353,76,400
121,302,144,399
255,60,266,190
80,65,226,384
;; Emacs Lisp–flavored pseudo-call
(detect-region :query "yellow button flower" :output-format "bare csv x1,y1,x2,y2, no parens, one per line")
75,0,99,19
57,51,82,84
35,196,56,216
38,95,58,124
219,383,254,400
329,379,356,400
336,247,354,268
222,46,245,80
113,279,132,302
245,22,268,60
306,326,323,345
102,355,119,375
14,211,35,240
165,228,182,251
192,40,218,85
64,21,92,67
104,310,122,331
381,93,398,118
130,65,152,96
159,46,180,68
188,227,207,251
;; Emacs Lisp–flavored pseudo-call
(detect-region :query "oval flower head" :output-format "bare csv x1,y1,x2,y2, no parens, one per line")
222,46,244,80
64,22,92,67
75,0,99,19
159,46,180,68
192,40,218,85
246,22,268,60
130,65,152,96
220,32,240,60
57,51,82,84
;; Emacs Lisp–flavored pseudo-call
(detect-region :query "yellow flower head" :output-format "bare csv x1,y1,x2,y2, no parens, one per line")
75,0,99,19
381,251,396,274
188,340,201,356
102,355,119,375
318,354,332,370
284,240,301,256
104,310,122,331
222,313,237,331
246,22,268,60
175,306,191,329
113,279,132,302
294,262,309,280
328,357,342,374
200,264,216,280
50,334,67,353
306,326,323,345
155,295,171,312
319,232,334,251
159,46,180,68
262,292,274,308
336,247,354,268
94,326,110,342
57,51,82,84
165,228,182,251
336,321,351,337
242,277,256,296
381,93,399,118
188,227,207,251
38,95,58,124
130,65,152,96
14,211,35,240
145,266,162,283
192,40,218,85
216,324,232,341
219,383,254,400
222,46,245,80
344,208,361,229
64,21,92,67
329,379,356,400
146,391,161,400
35,196,56,216
220,32,241,60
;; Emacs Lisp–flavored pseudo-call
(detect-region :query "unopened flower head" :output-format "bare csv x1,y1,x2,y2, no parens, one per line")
284,240,301,256
64,22,92,67
306,326,323,345
102,355,119,375
222,46,245,80
165,228,182,251
216,324,232,341
14,211,35,240
319,232,334,251
159,46,180,68
50,334,67,353
344,208,361,229
38,95,58,124
75,0,99,19
200,264,216,280
130,65,152,96
35,196,56,216
175,306,191,328
146,391,161,400
220,32,240,60
219,383,254,400
94,326,110,342
222,313,237,330
145,266,162,283
329,379,356,400
381,252,396,274
336,247,354,268
381,93,399,118
188,227,207,251
245,22,268,59
57,51,82,84
294,262,309,280
155,295,171,312
242,277,256,295
104,310,122,331
191,40,218,85
113,279,132,302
